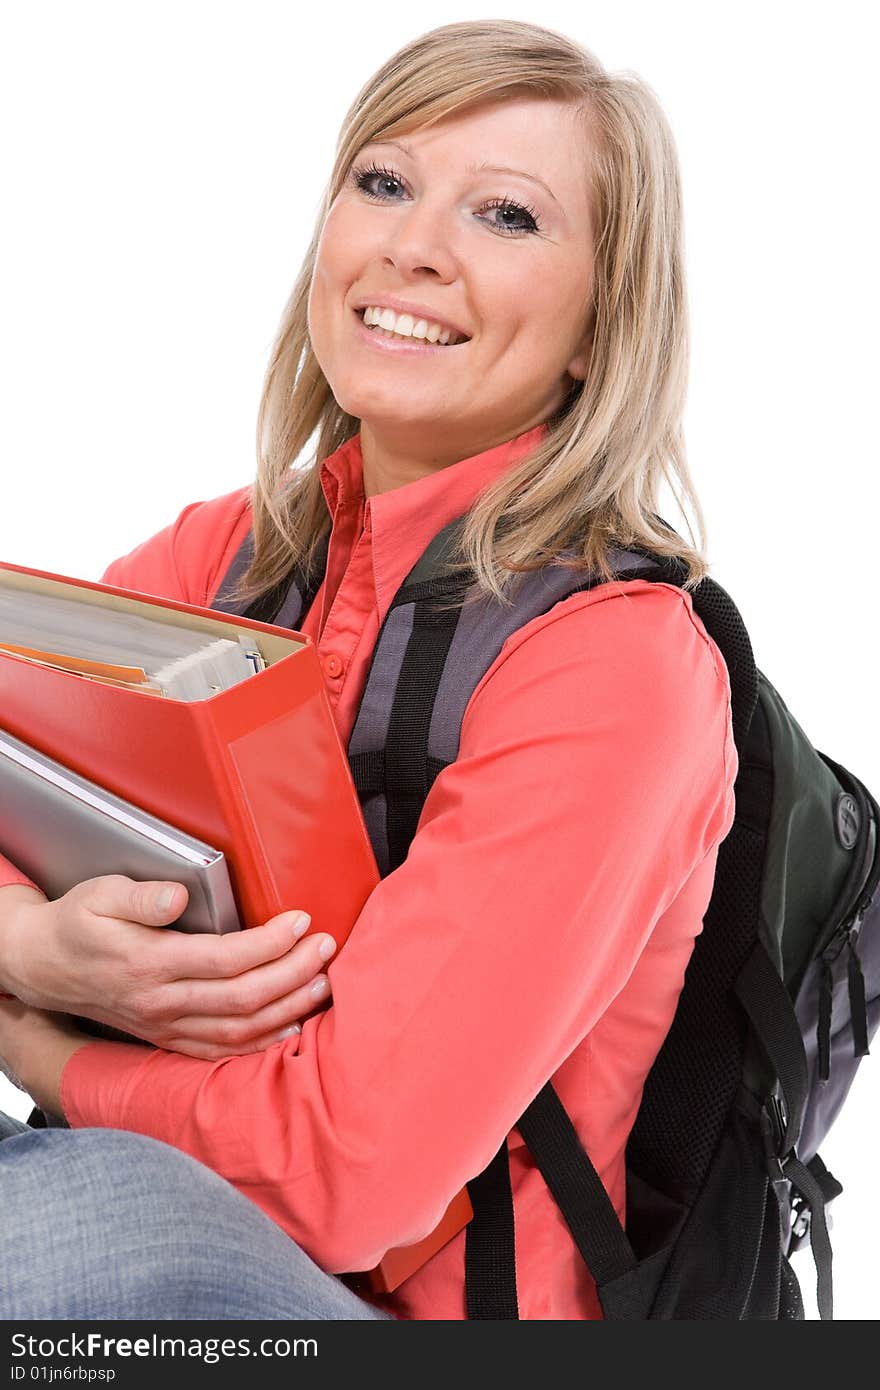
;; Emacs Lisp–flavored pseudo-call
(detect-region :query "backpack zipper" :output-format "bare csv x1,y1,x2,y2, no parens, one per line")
811,772,873,1084
812,760,878,1083
814,758,878,950
817,906,872,1082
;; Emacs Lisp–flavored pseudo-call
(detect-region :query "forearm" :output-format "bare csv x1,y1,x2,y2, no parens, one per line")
0,884,48,995
0,885,86,1117
0,998,91,1116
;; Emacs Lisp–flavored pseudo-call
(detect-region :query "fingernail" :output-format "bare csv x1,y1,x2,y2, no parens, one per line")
279,1023,302,1040
156,886,177,912
318,935,337,961
292,912,311,938
310,975,329,997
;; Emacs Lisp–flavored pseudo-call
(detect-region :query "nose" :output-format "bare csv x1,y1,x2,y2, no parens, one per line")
380,195,458,283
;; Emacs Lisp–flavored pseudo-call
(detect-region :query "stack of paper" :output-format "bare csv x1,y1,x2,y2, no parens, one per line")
0,577,265,700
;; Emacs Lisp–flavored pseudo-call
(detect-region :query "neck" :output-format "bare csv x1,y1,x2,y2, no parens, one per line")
359,415,546,499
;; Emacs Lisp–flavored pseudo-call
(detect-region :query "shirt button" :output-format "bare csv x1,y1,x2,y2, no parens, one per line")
324,653,344,678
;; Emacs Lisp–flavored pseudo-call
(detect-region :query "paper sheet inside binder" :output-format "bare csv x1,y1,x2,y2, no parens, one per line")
0,566,304,700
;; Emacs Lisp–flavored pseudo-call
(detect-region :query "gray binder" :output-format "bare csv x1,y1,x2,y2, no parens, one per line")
0,728,240,933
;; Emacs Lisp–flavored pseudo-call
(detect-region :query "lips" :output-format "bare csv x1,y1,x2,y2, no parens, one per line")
352,298,472,343
352,307,467,354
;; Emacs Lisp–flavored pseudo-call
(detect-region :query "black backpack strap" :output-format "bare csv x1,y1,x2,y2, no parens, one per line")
382,593,466,872
464,1144,519,1319
806,1152,844,1205
733,941,835,1319
733,941,808,1153
292,528,332,625
780,1155,834,1319
212,526,331,629
519,1083,638,1283
464,1082,638,1318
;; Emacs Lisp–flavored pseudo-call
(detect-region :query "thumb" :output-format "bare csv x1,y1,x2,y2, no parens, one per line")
146,882,189,922
83,875,188,925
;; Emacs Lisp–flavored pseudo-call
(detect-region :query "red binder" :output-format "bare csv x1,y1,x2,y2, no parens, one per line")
0,558,473,1292
0,558,379,942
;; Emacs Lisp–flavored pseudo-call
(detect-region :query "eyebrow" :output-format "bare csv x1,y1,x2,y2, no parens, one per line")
363,139,561,208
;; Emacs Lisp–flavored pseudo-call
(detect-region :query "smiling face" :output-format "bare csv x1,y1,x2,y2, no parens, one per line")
307,95,598,488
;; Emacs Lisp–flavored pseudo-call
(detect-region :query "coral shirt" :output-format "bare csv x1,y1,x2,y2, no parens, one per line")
1,423,738,1320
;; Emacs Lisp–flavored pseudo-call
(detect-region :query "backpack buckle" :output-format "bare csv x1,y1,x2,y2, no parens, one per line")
760,1094,793,1183
789,1193,814,1252
788,1153,843,1251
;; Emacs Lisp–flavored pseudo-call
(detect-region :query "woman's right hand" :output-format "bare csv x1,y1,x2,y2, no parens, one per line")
0,877,335,1059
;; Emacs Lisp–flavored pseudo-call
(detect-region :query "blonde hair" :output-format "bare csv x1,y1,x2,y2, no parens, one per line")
229,18,710,613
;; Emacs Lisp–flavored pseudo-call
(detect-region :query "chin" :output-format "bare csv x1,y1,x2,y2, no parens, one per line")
336,388,441,431
359,409,442,437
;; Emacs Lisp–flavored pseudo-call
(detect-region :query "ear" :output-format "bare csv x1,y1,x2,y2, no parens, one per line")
566,326,594,382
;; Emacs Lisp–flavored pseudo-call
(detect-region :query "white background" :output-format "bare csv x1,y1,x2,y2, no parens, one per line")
1,1,877,1320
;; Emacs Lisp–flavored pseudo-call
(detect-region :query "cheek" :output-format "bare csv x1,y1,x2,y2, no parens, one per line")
305,275,326,357
526,288,590,370
310,206,376,336
306,273,340,386
317,201,372,279
504,305,568,367
309,228,352,346
481,263,575,357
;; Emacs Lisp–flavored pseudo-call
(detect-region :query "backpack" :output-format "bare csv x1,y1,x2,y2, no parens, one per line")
493,550,880,1321
215,514,880,1320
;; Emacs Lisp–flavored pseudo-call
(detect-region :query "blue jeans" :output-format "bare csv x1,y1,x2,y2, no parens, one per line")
0,1109,394,1320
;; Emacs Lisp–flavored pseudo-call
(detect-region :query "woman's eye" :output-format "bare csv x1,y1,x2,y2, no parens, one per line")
352,163,407,201
480,199,541,237
350,162,542,237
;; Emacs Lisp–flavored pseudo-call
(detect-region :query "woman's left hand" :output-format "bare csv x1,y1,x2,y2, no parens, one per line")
0,997,91,1116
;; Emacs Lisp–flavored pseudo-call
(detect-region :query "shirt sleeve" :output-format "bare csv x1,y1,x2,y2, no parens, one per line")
100,487,253,606
0,489,253,892
60,580,737,1274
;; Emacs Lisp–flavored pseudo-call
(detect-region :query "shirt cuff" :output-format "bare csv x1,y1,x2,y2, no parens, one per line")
0,858,41,892
60,1040,151,1128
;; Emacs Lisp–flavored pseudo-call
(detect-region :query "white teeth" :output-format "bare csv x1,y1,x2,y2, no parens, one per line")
360,305,464,345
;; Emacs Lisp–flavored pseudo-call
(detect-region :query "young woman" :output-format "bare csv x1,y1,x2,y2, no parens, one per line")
0,19,736,1320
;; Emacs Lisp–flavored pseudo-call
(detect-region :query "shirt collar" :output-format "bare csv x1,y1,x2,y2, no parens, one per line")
318,423,550,614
